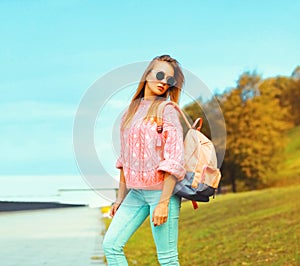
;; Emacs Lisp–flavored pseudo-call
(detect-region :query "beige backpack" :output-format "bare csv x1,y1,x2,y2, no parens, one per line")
156,101,221,208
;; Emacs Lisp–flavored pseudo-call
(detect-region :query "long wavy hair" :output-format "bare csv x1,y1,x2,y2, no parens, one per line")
122,55,185,129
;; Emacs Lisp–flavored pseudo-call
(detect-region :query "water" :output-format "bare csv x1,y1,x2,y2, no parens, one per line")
0,175,117,207
0,207,106,265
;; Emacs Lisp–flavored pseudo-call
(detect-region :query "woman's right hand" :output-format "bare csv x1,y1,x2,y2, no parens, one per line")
110,169,127,217
109,202,121,217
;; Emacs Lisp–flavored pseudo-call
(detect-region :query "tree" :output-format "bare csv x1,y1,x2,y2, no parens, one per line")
259,73,300,126
220,72,290,191
183,68,298,192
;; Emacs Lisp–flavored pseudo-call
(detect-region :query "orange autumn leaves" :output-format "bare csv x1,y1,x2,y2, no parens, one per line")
184,67,300,192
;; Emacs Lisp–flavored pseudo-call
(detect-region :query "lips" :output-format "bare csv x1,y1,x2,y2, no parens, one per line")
157,85,165,91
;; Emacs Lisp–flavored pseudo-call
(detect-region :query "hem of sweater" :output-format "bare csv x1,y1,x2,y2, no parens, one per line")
126,182,164,190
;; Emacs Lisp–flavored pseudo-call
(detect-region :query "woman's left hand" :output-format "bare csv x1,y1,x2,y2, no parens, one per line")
152,202,169,227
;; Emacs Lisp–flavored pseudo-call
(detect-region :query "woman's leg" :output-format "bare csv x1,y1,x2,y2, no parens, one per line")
102,189,150,266
149,194,181,266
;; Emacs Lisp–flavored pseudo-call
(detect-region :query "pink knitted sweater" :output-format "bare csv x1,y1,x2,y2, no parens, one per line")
116,99,185,190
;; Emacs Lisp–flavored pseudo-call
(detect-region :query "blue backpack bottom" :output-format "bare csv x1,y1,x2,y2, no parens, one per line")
174,172,216,202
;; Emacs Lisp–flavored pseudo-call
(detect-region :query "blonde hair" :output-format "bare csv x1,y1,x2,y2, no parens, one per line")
122,55,185,129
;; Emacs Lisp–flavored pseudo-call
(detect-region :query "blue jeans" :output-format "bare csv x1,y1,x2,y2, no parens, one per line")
103,189,181,265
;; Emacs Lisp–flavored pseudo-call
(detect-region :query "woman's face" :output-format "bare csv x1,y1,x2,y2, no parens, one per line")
144,61,175,99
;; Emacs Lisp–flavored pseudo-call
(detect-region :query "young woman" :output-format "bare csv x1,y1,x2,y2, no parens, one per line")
103,55,185,265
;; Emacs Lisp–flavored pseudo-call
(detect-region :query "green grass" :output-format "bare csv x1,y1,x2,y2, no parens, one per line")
276,125,300,186
104,185,300,265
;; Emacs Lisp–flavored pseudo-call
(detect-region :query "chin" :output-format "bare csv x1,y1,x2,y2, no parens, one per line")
156,89,167,95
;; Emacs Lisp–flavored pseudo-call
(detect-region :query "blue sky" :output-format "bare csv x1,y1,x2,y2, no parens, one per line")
1,0,299,178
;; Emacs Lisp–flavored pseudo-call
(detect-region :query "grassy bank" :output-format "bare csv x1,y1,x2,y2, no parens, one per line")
275,125,300,186
104,185,300,265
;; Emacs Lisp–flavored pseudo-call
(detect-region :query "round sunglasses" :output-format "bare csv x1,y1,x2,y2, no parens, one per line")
151,70,177,87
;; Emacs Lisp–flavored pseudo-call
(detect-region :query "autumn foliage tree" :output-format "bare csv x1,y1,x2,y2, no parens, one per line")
183,68,299,192
220,72,292,191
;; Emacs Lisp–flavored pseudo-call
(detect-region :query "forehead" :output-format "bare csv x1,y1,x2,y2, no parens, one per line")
153,61,174,76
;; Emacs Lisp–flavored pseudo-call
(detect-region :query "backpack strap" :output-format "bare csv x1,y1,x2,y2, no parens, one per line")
156,101,192,133
192,117,203,131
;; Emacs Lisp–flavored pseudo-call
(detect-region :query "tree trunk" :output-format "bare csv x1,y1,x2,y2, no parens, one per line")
231,171,237,193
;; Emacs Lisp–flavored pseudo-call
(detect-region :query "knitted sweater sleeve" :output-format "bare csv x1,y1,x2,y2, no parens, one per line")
157,104,186,180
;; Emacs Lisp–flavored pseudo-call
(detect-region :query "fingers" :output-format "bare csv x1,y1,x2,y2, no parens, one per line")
109,203,120,217
109,206,115,217
152,203,170,226
153,215,168,226
155,216,168,226
152,210,168,227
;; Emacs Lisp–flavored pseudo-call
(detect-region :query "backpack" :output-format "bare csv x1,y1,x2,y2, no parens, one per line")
156,101,222,209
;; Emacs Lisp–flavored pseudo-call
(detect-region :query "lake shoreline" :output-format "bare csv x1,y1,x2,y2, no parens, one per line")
0,200,87,212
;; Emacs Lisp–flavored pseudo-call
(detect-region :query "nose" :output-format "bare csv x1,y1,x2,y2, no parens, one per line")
158,82,167,87
158,79,168,86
